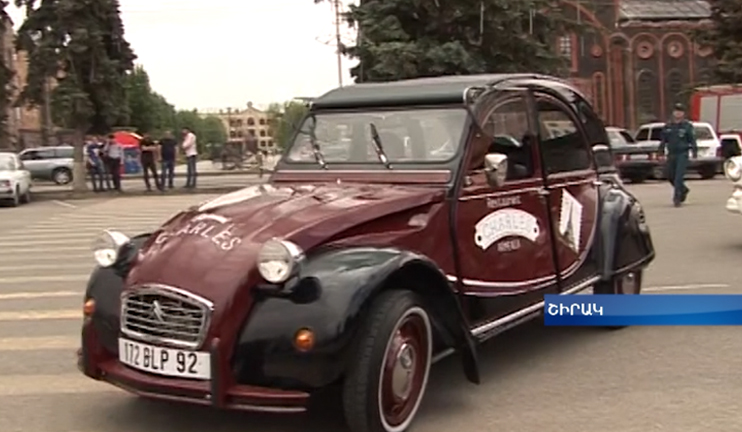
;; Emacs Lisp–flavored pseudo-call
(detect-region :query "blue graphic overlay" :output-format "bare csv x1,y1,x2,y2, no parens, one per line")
544,295,742,326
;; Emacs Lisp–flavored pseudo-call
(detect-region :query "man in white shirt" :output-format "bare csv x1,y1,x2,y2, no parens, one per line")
181,127,198,188
104,133,123,192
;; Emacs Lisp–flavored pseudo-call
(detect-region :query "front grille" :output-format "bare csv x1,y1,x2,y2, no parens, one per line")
120,285,213,350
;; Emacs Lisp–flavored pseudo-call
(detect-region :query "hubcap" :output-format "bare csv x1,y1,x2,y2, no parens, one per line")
378,308,431,432
620,272,639,294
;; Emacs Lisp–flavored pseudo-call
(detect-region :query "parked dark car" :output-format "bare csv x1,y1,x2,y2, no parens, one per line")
607,127,663,183
78,74,655,432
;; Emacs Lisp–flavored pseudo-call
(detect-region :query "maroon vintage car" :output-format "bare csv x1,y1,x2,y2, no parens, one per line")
79,74,654,432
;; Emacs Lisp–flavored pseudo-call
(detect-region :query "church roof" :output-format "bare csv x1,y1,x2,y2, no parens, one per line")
619,0,710,21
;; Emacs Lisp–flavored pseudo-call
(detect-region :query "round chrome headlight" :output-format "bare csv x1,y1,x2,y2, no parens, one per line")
725,158,742,181
257,239,304,284
91,230,130,267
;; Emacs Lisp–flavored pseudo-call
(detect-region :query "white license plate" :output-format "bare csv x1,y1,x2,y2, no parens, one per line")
629,154,648,160
118,338,210,380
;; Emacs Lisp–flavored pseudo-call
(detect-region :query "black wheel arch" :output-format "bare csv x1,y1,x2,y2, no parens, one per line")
232,246,480,392
596,181,655,281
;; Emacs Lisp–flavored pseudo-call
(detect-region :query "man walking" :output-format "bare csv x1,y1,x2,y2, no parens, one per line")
105,133,123,192
158,130,177,189
181,127,198,188
139,133,162,191
659,103,698,207
97,135,112,190
84,135,104,192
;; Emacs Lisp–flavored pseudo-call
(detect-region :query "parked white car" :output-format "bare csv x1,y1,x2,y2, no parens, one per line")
720,133,742,159
0,152,32,206
635,121,723,179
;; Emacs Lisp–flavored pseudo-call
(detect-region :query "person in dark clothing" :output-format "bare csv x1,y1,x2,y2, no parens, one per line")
84,136,104,192
139,133,162,191
96,135,112,190
158,130,177,189
659,103,698,207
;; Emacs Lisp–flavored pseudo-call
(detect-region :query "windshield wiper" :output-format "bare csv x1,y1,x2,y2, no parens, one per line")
368,122,392,169
307,116,327,169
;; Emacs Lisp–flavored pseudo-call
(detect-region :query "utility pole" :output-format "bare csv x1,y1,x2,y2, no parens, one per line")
333,0,343,87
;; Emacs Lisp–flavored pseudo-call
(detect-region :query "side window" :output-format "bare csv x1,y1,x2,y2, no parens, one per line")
19,150,37,161
574,99,608,146
649,127,663,141
55,147,73,158
536,97,591,175
36,149,57,159
479,95,536,180
635,128,649,141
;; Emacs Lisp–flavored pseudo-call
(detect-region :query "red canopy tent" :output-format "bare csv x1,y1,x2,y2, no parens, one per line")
113,131,142,147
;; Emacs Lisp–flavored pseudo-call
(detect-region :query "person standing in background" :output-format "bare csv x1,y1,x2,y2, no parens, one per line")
105,133,123,192
84,135,104,192
158,130,177,189
97,135,112,190
181,127,198,188
138,133,162,191
658,103,697,207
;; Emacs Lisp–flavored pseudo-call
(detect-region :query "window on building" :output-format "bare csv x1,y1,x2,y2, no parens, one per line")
247,117,255,126
558,35,573,58
666,69,683,114
230,130,237,138
637,71,656,122
259,130,266,137
268,140,273,147
260,141,266,147
259,118,266,125
248,129,256,136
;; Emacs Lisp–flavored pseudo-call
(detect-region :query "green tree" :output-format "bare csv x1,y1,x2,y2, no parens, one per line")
200,115,227,144
316,0,583,82
0,2,14,149
695,0,742,84
16,0,136,191
266,100,309,149
121,65,179,135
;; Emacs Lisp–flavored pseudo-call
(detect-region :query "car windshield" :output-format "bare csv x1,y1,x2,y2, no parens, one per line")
284,108,468,166
0,156,13,170
695,126,715,140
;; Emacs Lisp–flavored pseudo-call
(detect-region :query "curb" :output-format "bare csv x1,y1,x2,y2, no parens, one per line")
32,186,243,201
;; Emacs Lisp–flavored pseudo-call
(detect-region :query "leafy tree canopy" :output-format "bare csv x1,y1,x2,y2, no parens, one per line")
695,0,742,84
266,100,309,150
316,0,584,82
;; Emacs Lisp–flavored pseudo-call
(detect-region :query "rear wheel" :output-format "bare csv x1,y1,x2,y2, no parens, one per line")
698,166,716,180
594,270,642,330
52,168,72,185
10,186,19,207
343,290,433,432
20,187,31,204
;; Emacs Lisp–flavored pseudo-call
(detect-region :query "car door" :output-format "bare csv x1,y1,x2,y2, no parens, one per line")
456,89,558,313
534,92,600,290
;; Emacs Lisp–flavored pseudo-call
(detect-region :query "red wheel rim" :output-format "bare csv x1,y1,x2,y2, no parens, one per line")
378,307,431,431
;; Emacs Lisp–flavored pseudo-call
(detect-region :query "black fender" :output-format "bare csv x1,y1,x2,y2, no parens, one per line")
232,246,480,391
597,181,654,280
84,234,151,353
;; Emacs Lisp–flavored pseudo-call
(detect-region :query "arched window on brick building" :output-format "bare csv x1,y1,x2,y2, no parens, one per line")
666,69,684,115
637,70,658,124
592,72,606,120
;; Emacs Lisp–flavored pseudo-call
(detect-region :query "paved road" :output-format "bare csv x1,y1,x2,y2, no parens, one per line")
0,178,740,432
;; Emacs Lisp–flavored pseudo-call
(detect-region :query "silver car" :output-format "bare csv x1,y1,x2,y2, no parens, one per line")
18,145,74,185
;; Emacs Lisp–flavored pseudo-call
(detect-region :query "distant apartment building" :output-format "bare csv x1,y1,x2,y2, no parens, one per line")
0,17,44,149
204,102,275,151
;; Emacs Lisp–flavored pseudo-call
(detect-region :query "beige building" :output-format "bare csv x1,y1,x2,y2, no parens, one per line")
207,102,275,151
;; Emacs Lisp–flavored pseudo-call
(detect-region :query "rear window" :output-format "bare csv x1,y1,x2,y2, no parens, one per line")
619,130,635,143
55,147,73,158
649,128,663,141
694,126,715,140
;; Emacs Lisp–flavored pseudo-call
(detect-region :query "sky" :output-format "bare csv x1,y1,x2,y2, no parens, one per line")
7,0,356,111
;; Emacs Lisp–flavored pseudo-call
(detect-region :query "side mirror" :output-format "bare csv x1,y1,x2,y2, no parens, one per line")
483,153,508,188
592,144,614,171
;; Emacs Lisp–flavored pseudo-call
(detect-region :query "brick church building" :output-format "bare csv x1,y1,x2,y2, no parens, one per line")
556,0,712,131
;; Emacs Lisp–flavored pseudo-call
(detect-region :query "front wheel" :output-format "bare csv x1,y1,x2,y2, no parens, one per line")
343,290,433,432
594,270,642,330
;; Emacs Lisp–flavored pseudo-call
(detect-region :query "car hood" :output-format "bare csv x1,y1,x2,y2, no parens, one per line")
127,182,444,302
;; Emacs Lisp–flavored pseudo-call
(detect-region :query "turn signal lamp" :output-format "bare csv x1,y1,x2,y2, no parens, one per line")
294,328,315,352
